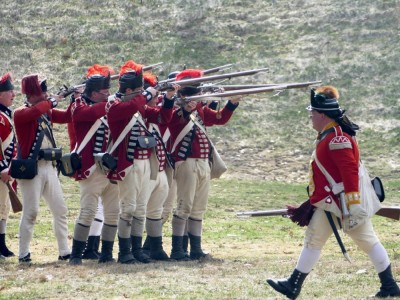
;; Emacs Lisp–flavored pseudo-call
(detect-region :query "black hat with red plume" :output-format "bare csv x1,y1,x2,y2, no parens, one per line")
84,64,114,96
0,73,14,92
118,60,144,94
176,69,203,96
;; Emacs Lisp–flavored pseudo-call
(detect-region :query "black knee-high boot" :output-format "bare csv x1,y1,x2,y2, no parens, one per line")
267,269,308,300
375,264,400,298
98,240,115,263
118,236,136,264
148,236,169,260
0,233,14,257
170,235,190,261
131,236,151,263
69,240,87,265
188,233,207,260
142,235,150,256
82,236,100,259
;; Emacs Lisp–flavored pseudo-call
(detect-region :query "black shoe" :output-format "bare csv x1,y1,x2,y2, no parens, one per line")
190,250,208,260
58,254,71,261
376,264,400,298
82,250,100,260
69,257,82,265
117,255,137,264
98,257,115,264
267,269,308,300
0,247,15,257
170,250,191,261
19,253,32,263
133,249,152,263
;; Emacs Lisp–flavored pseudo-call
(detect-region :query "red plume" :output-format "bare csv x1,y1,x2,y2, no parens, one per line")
176,69,203,81
143,72,158,87
86,64,115,78
119,60,144,76
0,72,13,84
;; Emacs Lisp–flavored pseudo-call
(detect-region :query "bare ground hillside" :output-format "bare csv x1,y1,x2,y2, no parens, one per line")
1,0,399,183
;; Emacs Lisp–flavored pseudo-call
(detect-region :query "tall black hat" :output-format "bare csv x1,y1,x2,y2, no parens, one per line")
118,71,143,94
84,74,111,96
307,88,341,112
83,64,114,96
0,73,14,92
307,86,359,136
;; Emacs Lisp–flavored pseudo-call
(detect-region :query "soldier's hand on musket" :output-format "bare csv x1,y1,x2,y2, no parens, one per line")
49,94,65,103
183,100,197,112
165,84,180,99
230,95,241,105
73,86,84,98
146,86,159,99
0,172,11,183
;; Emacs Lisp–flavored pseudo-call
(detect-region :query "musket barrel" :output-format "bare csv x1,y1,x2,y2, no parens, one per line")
203,63,234,75
169,67,269,87
201,81,322,91
142,62,163,71
213,84,276,91
183,85,288,101
158,63,236,84
236,208,289,218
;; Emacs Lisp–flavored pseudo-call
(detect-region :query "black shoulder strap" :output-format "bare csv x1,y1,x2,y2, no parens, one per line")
38,115,57,148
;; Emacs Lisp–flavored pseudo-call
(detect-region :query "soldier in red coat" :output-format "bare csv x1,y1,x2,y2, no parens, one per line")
167,69,239,260
14,74,71,263
106,60,175,264
267,86,400,299
142,72,179,260
66,87,104,261
68,65,120,265
0,72,17,258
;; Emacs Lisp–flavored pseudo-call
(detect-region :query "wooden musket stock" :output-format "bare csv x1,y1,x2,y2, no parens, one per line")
7,182,22,213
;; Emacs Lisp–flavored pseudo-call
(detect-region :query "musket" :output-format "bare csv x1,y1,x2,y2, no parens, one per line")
200,80,322,92
203,63,235,75
158,63,235,84
7,182,22,213
236,208,289,218
181,84,288,102
157,68,269,91
375,206,400,220
236,207,400,221
59,62,164,97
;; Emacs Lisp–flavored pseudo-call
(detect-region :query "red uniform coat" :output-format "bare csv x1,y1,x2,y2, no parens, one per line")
168,101,238,162
106,94,174,181
309,123,360,210
0,104,16,173
13,100,71,159
71,98,108,180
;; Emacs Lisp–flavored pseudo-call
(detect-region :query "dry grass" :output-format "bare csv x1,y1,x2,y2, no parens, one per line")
1,179,399,299
0,0,399,299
